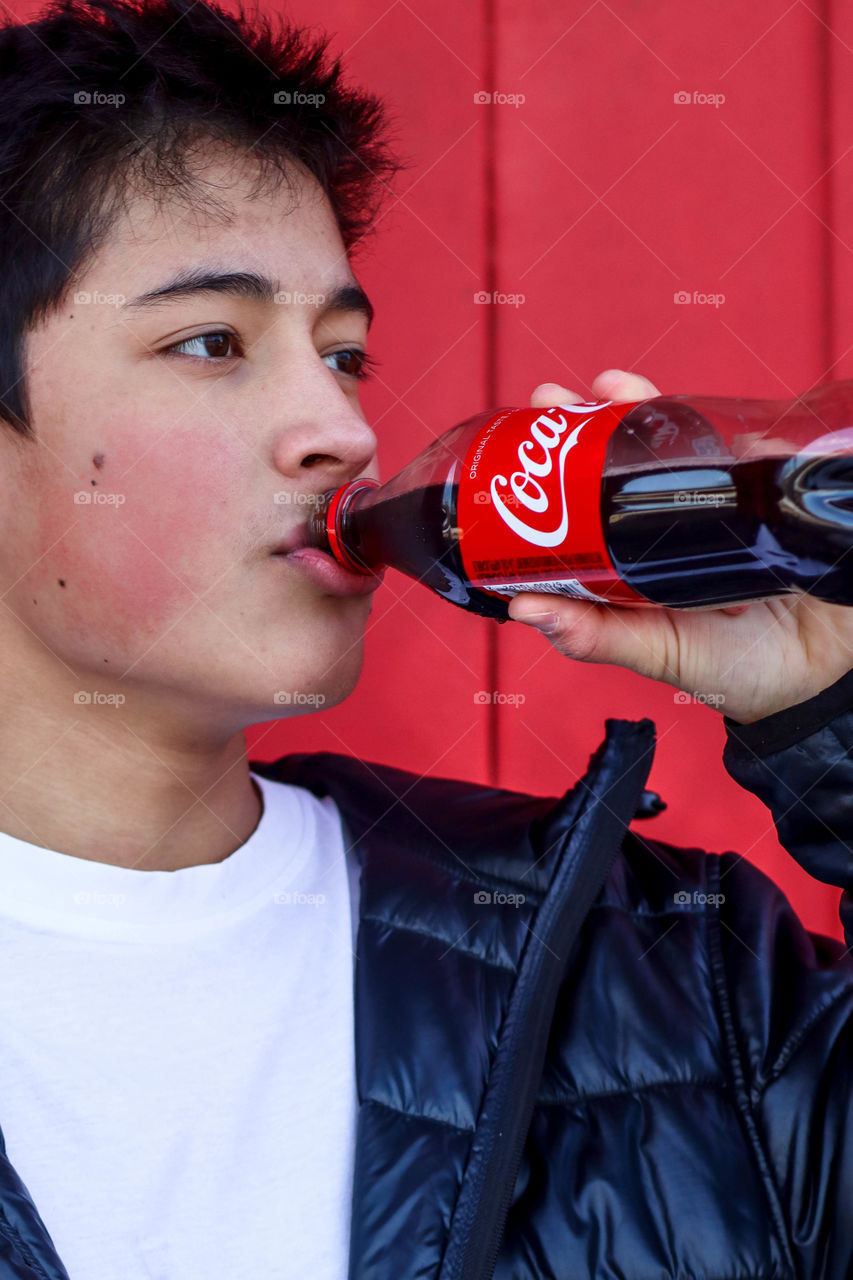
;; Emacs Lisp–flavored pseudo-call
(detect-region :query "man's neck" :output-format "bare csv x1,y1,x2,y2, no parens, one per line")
0,698,263,871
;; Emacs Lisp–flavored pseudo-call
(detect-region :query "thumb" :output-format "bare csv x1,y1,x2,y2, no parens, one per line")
590,368,661,402
529,382,585,408
507,593,678,685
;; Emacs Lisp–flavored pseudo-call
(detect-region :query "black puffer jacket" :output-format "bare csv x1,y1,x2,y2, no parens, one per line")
1,674,852,1279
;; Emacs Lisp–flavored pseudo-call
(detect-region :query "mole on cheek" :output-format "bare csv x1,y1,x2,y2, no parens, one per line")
93,454,104,469
57,579,66,588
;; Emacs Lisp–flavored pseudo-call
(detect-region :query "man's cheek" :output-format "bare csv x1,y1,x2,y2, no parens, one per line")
24,513,192,654
24,471,226,653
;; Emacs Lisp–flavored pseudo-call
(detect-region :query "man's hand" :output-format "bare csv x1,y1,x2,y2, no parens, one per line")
506,370,853,724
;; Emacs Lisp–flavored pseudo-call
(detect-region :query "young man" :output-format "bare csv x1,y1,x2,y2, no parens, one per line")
0,1,849,1278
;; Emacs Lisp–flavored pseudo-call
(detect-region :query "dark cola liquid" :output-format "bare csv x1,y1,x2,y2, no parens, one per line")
340,420,853,614
602,409,853,607
342,481,512,620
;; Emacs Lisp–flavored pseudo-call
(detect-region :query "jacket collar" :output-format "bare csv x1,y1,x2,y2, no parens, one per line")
255,716,657,1280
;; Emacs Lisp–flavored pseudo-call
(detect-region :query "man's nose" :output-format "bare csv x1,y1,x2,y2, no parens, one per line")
271,390,379,490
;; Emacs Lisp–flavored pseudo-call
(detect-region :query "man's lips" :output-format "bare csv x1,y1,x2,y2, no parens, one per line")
268,492,385,598
270,523,383,597
277,546,385,597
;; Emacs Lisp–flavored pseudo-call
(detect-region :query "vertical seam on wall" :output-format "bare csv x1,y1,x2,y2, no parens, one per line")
483,0,500,784
821,0,834,381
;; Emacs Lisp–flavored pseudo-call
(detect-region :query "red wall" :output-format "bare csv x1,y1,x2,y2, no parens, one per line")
246,0,850,942
6,0,847,939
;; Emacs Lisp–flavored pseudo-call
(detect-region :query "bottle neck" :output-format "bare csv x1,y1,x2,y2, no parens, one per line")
314,477,380,573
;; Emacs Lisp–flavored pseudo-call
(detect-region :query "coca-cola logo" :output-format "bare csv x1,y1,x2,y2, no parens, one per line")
489,402,613,547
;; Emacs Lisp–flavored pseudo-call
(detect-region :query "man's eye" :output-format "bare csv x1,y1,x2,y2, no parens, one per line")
160,334,377,380
163,331,242,360
322,348,379,382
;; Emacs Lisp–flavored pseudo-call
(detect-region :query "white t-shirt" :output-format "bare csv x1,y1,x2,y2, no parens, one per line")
0,770,360,1280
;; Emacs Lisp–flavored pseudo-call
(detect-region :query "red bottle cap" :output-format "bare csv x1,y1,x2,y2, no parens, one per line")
324,477,379,574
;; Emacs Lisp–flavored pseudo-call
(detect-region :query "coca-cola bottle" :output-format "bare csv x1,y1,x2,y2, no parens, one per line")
305,382,853,621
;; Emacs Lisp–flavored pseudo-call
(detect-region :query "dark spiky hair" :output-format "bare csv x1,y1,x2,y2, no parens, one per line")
0,0,405,437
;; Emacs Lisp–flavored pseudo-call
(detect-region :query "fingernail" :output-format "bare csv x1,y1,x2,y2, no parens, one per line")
596,368,626,388
512,611,559,635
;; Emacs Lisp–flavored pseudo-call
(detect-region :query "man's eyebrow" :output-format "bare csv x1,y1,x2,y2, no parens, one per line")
121,269,374,327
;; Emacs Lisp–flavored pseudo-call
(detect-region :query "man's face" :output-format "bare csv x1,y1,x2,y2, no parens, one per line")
1,152,382,731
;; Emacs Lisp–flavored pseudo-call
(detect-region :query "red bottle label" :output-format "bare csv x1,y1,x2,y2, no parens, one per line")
457,402,651,605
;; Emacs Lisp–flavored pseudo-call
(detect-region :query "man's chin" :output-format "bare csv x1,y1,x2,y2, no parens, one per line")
267,649,365,718
274,682,355,717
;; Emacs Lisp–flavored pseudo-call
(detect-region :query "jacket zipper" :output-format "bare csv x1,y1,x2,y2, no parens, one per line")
438,718,656,1280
